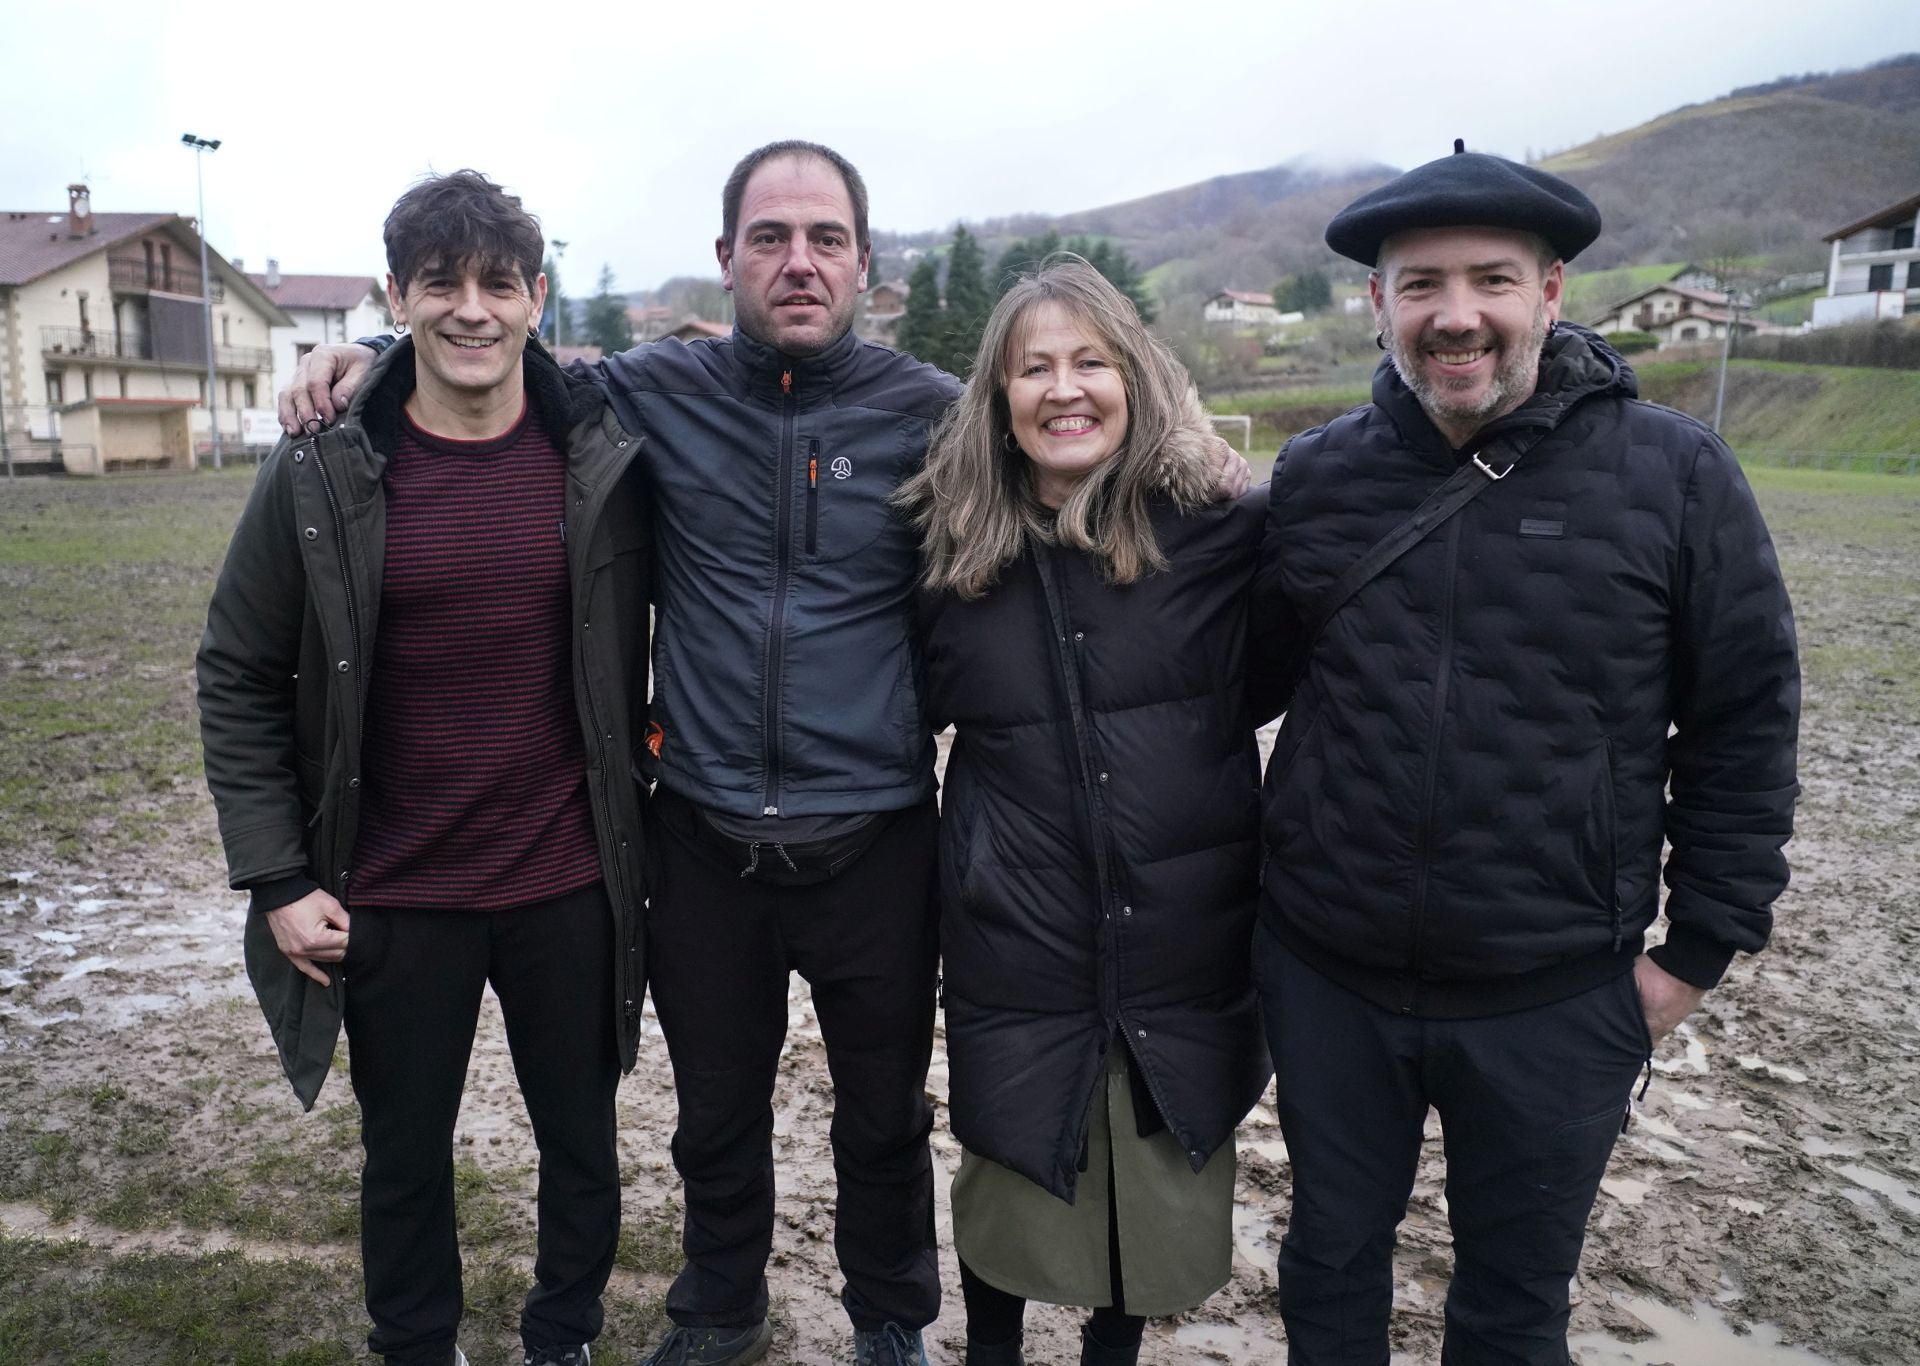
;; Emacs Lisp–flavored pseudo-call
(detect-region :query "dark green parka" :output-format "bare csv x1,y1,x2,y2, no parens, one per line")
196,338,652,1108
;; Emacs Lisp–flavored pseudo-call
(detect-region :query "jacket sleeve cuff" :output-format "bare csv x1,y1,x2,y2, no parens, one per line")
248,874,319,915
1648,924,1736,990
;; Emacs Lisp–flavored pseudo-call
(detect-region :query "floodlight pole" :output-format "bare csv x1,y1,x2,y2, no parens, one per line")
1712,290,1741,435
183,133,223,469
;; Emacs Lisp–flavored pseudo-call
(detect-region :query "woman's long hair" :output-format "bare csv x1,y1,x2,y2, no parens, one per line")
896,254,1216,599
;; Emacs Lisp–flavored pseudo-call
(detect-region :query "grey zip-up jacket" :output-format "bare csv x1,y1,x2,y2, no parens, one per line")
196,338,653,1107
588,326,961,817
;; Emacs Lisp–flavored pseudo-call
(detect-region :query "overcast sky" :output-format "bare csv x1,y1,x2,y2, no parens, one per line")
5,0,1917,294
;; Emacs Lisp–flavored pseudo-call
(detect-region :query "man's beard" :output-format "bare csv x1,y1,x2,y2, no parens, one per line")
1383,301,1550,439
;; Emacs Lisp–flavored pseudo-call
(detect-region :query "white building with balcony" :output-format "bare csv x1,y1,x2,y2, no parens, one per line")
1811,191,1920,329
0,185,290,473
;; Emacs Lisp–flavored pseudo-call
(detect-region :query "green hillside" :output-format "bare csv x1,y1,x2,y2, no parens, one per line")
1213,359,1920,464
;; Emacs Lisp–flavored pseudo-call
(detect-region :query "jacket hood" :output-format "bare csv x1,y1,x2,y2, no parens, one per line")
347,333,610,453
1371,320,1636,457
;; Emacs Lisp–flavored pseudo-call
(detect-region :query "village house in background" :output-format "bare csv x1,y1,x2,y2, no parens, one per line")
860,277,909,346
662,317,730,344
1588,281,1768,349
626,303,675,341
0,185,288,475
245,263,388,399
1812,190,1920,328
1204,288,1294,327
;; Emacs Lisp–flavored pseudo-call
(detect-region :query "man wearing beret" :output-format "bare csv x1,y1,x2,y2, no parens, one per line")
1252,145,1800,1363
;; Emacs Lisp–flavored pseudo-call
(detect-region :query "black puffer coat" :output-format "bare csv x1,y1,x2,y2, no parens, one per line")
920,486,1274,1202
1259,324,1799,1016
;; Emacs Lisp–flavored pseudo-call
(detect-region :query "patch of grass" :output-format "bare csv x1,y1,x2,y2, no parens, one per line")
0,1234,361,1365
1637,359,1920,455
615,1218,682,1275
0,469,258,860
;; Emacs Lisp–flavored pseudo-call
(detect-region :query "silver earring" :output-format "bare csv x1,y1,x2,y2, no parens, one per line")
394,321,408,335
1003,431,1020,453
1375,330,1385,351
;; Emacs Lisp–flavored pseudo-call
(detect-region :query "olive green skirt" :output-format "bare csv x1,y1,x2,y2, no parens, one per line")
950,1047,1236,1318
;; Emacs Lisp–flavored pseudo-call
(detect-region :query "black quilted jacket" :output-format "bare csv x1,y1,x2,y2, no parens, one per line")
1258,325,1799,1017
920,488,1274,1201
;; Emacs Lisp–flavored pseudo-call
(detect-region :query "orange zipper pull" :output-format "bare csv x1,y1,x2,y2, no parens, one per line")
781,369,792,396
809,455,817,488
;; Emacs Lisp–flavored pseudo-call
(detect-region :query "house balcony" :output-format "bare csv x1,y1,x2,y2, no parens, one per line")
42,326,270,373
106,257,225,302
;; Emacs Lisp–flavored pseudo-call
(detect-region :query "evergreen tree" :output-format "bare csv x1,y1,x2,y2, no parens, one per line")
897,257,944,364
994,228,1062,291
1273,269,1332,315
583,264,634,355
939,226,993,376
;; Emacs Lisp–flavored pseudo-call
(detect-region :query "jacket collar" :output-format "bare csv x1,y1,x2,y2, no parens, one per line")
1371,322,1636,460
345,333,609,452
726,322,864,405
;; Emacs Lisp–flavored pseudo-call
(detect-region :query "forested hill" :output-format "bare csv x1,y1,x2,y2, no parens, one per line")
871,53,1920,298
1541,54,1920,267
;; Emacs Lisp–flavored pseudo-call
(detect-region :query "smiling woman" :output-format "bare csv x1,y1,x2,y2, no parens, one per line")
897,256,1285,1366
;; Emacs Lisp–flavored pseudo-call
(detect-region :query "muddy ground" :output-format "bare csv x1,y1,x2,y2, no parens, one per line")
2,467,1916,1364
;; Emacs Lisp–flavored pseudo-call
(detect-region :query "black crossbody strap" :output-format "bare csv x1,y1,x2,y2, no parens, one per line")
1297,434,1535,647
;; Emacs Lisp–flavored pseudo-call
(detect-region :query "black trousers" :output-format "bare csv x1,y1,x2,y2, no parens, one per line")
1255,925,1649,1366
342,882,621,1365
646,789,941,1334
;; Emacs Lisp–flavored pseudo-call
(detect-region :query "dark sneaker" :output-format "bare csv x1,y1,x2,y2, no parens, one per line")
525,1347,591,1366
638,1321,772,1366
853,1324,928,1366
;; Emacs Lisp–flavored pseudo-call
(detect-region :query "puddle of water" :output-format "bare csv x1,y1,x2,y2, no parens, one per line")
1600,1176,1651,1205
1172,1321,1270,1361
1834,1163,1920,1216
1652,1029,1708,1075
1728,1196,1767,1215
58,955,117,981
1571,1296,1839,1365
1633,1137,1692,1164
1727,1129,1781,1151
1244,1138,1290,1166
32,930,80,945
1631,1110,1683,1140
1800,1133,1859,1158
1737,1055,1810,1084
1231,1204,1278,1270
1666,1089,1711,1111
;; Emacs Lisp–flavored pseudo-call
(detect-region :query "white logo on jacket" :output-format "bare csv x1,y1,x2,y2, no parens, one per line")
830,456,853,480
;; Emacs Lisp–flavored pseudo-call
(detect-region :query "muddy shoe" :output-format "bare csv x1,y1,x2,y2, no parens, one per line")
638,1321,772,1366
525,1347,591,1366
852,1324,928,1366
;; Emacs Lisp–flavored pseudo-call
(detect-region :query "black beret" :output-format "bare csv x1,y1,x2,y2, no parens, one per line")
1326,142,1602,267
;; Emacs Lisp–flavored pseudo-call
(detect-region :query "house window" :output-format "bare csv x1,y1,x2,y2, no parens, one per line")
118,371,129,398
1869,264,1894,291
46,373,65,406
1909,262,1920,290
161,243,174,291
82,371,94,401
144,240,156,286
295,341,317,362
244,380,257,407
1895,226,1916,251
221,315,230,347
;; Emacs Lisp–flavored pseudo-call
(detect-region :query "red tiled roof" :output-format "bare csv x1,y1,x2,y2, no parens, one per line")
247,272,381,311
667,319,731,340
0,210,179,286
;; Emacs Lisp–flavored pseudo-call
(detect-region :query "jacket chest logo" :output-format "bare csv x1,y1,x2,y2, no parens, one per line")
829,455,853,480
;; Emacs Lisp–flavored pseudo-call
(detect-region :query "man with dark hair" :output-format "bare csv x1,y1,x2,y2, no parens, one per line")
1253,145,1800,1363
278,142,1247,1366
202,169,651,1366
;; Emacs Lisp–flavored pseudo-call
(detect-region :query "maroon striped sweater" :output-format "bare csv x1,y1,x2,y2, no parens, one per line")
349,404,601,909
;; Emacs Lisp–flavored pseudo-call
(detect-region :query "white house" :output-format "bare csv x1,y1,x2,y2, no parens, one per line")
1588,283,1770,349
1203,289,1281,326
0,184,289,474
246,263,390,390
1811,191,1920,329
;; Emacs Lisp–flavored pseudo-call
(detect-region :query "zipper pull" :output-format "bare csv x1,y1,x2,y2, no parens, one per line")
781,369,792,396
809,451,818,489
557,518,567,545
